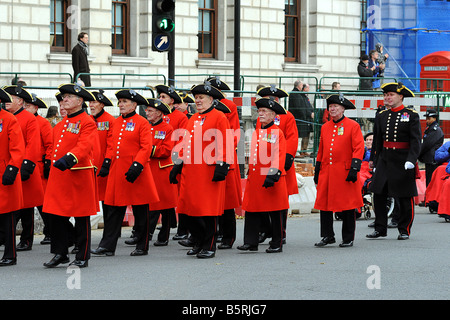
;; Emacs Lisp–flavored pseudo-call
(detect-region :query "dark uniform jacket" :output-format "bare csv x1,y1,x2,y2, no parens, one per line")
418,121,444,164
370,105,422,197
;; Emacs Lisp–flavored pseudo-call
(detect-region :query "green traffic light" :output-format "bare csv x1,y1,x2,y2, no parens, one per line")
158,18,175,32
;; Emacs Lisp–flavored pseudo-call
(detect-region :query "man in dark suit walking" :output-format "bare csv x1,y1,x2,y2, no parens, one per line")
72,32,91,87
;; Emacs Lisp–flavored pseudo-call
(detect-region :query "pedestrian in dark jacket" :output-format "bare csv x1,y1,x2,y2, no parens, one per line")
418,109,444,187
288,81,313,157
72,32,91,87
357,54,375,90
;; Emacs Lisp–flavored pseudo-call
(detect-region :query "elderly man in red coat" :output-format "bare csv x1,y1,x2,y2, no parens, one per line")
89,90,115,220
42,83,99,268
93,89,159,257
238,97,289,253
3,85,44,252
0,89,25,266
313,94,364,247
23,95,53,245
170,81,231,259
145,98,178,245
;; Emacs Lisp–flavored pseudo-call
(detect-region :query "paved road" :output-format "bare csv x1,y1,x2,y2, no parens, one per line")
1,207,449,303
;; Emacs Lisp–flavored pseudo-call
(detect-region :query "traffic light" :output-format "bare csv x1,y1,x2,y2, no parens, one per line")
152,0,175,52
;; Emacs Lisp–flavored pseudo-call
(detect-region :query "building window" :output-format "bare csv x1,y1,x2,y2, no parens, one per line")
285,0,300,62
198,0,217,58
50,0,70,52
112,0,129,55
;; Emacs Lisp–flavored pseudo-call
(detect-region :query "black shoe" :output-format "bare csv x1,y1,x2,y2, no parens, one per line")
187,246,201,255
43,254,70,268
40,236,51,245
366,231,387,239
178,239,195,247
69,259,88,268
130,249,148,256
339,241,354,247
397,233,409,240
266,247,282,253
0,258,17,267
258,233,269,243
196,249,215,258
172,234,188,240
124,237,138,245
368,222,375,228
218,243,233,249
154,240,168,246
314,236,336,247
16,241,32,251
237,244,258,251
91,247,115,256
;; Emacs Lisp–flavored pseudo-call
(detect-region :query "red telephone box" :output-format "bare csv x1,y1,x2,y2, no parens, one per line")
419,51,450,91
419,51,450,138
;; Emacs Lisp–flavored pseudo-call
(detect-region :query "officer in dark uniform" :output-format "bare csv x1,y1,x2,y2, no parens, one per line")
418,109,444,187
367,82,422,240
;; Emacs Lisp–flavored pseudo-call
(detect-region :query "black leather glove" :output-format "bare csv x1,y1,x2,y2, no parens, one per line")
2,165,19,186
53,153,77,171
97,158,111,177
125,161,144,183
212,161,230,182
313,161,321,185
43,159,51,179
284,153,294,172
169,162,183,184
346,169,358,182
345,158,362,183
262,168,281,188
20,159,36,181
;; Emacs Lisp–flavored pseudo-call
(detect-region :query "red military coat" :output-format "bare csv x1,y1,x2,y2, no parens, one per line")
314,116,365,212
104,112,159,207
257,111,299,195
36,114,53,191
177,108,231,216
148,119,178,211
91,109,115,201
43,110,99,217
242,123,289,212
164,109,188,144
0,109,25,214
15,108,44,208
222,98,242,210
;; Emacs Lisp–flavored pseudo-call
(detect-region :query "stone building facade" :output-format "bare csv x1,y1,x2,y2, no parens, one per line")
0,0,362,96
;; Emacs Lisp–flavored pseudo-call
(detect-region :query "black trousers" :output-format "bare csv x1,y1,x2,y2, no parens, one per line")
243,211,283,249
176,212,189,236
187,216,218,251
0,211,17,260
218,209,236,245
374,193,415,235
99,204,150,252
320,209,356,243
49,214,91,261
149,208,175,242
15,207,34,246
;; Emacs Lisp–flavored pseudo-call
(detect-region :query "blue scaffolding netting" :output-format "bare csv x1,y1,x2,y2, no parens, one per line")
363,0,450,91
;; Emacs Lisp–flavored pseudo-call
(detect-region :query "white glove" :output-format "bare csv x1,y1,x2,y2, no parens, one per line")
404,161,415,170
